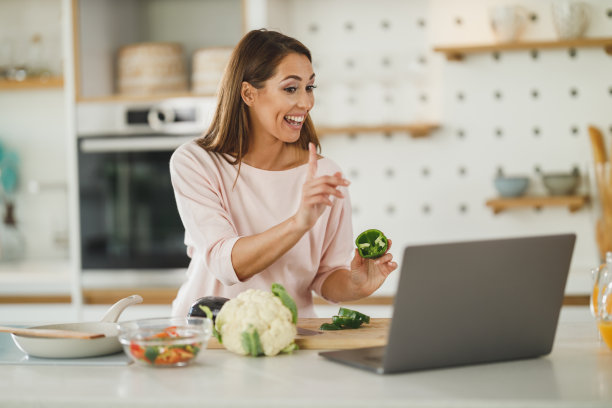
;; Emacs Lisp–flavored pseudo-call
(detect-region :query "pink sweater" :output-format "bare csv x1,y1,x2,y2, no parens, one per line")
169,140,353,318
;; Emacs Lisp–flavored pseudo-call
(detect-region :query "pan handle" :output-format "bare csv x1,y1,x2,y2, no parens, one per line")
100,295,144,323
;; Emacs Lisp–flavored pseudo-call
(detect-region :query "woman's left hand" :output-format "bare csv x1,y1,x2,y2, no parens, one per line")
349,239,398,297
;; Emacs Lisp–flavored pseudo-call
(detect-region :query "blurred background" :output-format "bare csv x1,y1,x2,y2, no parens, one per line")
0,0,611,320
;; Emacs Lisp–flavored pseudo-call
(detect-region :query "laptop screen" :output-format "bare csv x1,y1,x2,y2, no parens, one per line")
382,234,575,373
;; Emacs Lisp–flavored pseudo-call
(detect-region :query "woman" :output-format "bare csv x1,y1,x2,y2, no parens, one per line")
170,29,397,318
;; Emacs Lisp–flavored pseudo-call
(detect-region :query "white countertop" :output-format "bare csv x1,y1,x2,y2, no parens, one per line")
0,307,611,408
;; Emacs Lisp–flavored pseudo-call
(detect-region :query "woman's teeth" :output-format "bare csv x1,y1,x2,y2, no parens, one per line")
284,115,304,125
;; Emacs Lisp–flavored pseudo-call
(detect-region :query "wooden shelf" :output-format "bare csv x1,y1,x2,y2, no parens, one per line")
0,76,64,90
433,37,612,61
316,123,439,138
486,195,589,214
77,92,216,103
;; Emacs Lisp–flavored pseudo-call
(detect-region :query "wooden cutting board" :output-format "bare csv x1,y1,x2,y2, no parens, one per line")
207,318,390,350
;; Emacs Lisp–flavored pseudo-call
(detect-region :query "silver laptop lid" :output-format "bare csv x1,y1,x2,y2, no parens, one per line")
382,233,575,373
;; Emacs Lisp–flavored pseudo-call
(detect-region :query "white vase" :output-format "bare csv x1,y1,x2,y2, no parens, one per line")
552,1,590,39
489,5,529,43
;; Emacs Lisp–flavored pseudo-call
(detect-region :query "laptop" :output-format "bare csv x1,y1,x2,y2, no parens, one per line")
319,233,576,374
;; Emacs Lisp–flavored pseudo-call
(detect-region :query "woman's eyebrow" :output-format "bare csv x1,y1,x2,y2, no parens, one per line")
281,73,316,81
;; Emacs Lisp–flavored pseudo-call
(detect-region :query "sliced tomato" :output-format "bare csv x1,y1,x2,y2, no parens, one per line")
148,326,179,340
130,342,146,360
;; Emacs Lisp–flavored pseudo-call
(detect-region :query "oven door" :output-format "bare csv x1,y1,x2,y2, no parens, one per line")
78,134,194,270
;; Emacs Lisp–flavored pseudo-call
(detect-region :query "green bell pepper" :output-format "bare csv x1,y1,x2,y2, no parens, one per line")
355,229,388,259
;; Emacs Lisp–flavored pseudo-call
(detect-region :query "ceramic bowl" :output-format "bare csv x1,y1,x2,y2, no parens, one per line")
542,173,579,196
118,317,212,367
494,176,529,197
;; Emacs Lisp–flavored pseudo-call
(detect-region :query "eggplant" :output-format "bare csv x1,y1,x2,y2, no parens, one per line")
187,296,229,323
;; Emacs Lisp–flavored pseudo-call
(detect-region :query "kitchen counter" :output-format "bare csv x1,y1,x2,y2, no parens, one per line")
0,307,611,408
0,263,595,300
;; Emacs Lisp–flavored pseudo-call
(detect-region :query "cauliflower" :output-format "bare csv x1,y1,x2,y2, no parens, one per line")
215,285,297,357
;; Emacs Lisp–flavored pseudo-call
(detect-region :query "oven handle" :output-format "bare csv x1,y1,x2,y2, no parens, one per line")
80,136,196,153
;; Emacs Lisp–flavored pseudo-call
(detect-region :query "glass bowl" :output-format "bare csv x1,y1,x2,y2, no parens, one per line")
118,317,212,367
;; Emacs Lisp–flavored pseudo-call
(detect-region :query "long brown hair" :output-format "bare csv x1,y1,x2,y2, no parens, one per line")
197,29,320,175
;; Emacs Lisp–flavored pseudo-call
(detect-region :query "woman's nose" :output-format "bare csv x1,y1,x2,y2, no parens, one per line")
297,91,314,110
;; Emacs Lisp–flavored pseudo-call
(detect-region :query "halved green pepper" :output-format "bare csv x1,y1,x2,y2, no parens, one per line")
355,229,388,259
319,323,342,330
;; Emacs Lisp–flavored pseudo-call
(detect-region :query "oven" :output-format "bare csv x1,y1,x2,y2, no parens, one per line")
76,98,215,271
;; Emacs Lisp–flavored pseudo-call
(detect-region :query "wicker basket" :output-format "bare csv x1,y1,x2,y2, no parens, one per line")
117,42,188,95
191,47,233,95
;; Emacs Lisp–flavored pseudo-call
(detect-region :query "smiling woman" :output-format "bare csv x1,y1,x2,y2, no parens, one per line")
169,29,398,319
240,53,316,152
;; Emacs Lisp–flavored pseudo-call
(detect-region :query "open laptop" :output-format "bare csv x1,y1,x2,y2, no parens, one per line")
319,233,576,374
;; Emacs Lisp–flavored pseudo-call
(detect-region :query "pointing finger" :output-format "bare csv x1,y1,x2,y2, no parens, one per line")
307,142,317,180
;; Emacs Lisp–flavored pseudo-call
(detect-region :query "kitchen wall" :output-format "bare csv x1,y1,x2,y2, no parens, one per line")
265,0,612,294
1,0,611,297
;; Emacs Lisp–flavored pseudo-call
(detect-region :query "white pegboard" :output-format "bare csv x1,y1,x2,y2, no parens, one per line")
262,0,612,296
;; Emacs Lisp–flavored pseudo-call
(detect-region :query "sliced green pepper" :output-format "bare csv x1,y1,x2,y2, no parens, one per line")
332,315,363,329
355,229,388,259
319,308,371,330
338,307,370,324
319,322,342,330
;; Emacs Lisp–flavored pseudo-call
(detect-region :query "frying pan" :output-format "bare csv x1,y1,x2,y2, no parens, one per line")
12,294,143,358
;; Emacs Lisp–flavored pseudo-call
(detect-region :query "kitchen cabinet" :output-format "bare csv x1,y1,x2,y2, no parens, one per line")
73,0,244,102
433,37,612,61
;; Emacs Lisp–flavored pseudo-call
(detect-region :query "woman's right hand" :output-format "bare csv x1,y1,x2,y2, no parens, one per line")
293,143,350,232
